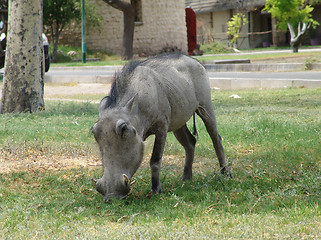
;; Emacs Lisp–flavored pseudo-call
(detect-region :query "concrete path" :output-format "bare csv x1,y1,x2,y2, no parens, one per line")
207,71,321,89
2,48,321,89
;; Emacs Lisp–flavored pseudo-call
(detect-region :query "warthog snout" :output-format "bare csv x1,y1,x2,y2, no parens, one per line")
95,174,132,202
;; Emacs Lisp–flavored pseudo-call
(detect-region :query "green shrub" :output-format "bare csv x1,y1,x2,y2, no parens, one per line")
200,41,234,54
50,45,120,63
304,56,319,70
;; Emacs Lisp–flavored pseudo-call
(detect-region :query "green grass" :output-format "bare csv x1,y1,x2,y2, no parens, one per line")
200,42,234,54
0,101,98,156
196,51,321,62
50,45,125,66
0,88,320,239
52,50,321,67
50,44,321,67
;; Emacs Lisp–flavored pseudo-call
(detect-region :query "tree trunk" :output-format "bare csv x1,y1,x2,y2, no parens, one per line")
287,22,311,53
102,0,135,60
122,5,135,60
0,0,44,113
52,26,60,63
271,17,278,47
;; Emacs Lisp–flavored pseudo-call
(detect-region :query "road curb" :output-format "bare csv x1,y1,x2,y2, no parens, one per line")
209,78,321,89
204,63,321,72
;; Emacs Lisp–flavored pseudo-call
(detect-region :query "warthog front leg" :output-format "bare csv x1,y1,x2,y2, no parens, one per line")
150,131,167,193
174,124,196,181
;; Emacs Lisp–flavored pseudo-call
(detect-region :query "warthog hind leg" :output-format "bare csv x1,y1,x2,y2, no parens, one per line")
196,105,232,177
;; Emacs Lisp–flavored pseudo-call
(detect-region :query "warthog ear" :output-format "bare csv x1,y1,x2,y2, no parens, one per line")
116,119,136,138
99,96,111,117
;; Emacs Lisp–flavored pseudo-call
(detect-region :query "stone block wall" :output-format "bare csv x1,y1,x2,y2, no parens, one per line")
132,0,187,55
86,0,123,54
86,0,187,55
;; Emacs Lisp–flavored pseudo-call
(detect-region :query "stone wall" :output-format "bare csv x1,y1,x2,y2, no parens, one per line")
132,0,187,55
60,0,188,56
86,0,123,54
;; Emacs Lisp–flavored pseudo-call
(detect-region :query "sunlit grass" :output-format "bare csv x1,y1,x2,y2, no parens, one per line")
196,51,321,62
0,88,320,239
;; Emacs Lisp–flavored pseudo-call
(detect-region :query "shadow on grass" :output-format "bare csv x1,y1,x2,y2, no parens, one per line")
1,161,319,225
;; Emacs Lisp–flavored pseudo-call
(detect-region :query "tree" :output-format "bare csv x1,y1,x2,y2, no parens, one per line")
227,13,248,49
43,0,80,62
0,0,44,113
43,0,101,63
264,0,319,52
0,0,8,68
102,0,135,60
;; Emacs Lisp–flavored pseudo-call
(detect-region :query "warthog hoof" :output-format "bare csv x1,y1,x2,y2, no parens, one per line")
221,166,233,178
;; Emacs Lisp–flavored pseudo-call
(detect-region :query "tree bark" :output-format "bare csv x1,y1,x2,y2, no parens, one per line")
288,22,311,53
102,0,135,60
0,0,44,113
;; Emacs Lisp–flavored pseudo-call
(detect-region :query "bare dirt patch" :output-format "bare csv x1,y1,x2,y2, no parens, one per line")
44,83,111,98
0,150,102,174
0,83,113,174
0,82,111,102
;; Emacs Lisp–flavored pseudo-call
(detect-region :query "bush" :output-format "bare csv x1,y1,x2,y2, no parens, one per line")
55,51,73,63
304,56,320,70
49,45,120,63
200,41,234,54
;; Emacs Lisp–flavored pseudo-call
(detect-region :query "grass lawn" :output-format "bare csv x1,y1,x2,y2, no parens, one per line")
196,51,321,63
0,88,320,239
49,44,321,67
51,51,321,67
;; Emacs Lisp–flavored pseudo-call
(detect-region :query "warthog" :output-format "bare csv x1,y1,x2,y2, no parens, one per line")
92,53,231,202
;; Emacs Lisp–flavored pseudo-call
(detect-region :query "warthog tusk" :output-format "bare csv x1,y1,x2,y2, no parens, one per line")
91,178,97,184
123,174,130,187
130,179,136,185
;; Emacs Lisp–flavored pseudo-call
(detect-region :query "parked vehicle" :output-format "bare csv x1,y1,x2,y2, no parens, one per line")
0,31,50,72
42,33,50,72
0,32,5,69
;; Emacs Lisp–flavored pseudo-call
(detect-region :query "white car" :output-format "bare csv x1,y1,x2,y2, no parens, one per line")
0,32,50,72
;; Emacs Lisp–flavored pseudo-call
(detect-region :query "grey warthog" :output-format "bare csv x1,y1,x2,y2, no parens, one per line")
92,53,231,202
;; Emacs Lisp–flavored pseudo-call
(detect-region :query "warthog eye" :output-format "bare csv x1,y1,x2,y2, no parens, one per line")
115,119,136,138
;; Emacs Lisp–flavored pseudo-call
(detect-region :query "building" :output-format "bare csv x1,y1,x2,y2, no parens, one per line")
60,0,187,56
186,0,321,49
59,0,321,54
186,0,275,49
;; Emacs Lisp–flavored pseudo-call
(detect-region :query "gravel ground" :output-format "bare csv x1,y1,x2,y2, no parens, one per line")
44,83,111,98
0,82,111,100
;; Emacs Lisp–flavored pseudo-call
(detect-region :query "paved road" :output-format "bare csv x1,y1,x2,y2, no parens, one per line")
44,66,120,84
44,66,321,89
3,63,320,89
46,66,321,81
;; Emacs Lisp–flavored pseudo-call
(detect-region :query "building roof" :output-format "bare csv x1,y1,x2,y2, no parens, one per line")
185,0,266,13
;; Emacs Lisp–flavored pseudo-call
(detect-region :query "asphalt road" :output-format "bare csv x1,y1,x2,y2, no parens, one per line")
3,64,321,89
45,67,321,83
45,66,321,80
